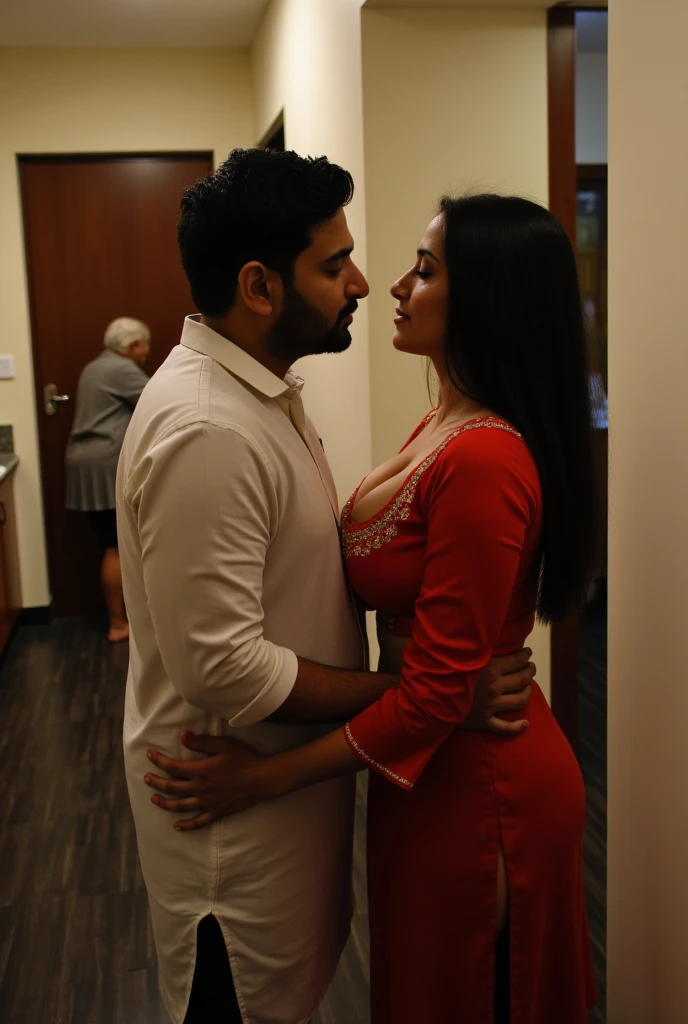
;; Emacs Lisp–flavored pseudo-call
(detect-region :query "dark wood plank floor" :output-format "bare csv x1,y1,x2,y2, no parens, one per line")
0,618,170,1024
0,613,606,1023
578,592,608,1024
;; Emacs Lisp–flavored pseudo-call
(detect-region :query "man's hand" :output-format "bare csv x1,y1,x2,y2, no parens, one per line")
461,648,535,736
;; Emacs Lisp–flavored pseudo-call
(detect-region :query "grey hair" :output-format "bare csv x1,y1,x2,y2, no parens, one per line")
103,317,151,354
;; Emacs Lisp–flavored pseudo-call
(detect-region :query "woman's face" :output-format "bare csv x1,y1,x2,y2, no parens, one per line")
390,214,448,358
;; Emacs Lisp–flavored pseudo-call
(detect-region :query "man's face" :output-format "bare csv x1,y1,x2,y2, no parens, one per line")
266,208,369,363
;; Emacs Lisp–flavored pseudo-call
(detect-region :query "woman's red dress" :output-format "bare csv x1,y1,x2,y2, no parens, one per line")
341,415,597,1024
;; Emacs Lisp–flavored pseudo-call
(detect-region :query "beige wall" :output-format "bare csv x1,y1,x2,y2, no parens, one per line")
0,47,253,606
251,0,373,504
607,1,688,1019
361,7,551,695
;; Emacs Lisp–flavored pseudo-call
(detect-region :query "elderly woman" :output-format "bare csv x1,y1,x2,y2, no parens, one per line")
65,317,150,641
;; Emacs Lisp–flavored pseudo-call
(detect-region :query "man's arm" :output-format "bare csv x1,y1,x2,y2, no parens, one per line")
268,649,534,733
267,659,398,723
133,422,533,732
133,423,397,725
144,649,536,829
134,423,297,724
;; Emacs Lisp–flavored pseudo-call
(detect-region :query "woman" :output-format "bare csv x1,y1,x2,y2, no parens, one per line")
146,195,597,1022
65,316,150,641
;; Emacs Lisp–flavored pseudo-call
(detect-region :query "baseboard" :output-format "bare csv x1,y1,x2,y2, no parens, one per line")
18,605,52,626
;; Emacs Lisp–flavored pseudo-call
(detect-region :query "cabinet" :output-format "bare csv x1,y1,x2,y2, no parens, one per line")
0,474,22,655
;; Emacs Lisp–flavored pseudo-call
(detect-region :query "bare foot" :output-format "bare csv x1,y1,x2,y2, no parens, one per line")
108,623,130,643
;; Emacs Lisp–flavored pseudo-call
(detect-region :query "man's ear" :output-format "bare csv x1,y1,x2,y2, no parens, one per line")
236,261,282,317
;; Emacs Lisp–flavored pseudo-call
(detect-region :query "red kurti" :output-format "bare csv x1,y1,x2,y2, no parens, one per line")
341,415,596,1024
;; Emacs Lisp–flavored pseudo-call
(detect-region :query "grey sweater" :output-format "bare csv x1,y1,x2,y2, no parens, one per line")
65,349,148,510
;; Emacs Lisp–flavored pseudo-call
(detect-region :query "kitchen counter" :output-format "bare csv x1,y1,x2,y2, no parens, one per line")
0,454,19,483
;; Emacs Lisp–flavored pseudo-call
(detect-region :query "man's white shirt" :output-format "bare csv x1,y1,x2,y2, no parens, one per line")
117,315,364,1024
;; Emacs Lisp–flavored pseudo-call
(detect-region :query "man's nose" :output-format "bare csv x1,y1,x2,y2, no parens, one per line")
348,267,370,299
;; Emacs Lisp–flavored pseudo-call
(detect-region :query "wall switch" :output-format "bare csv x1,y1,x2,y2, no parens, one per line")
0,356,15,380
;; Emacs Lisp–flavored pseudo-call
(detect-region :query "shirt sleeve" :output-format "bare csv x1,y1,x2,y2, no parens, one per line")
344,430,538,789
113,360,149,408
125,420,298,724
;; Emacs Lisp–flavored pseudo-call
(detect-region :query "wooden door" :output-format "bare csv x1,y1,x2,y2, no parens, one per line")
20,153,213,617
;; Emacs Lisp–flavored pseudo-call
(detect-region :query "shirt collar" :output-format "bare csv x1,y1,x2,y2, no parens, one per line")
180,314,301,399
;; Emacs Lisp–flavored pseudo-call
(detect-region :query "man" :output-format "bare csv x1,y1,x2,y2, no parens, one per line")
117,149,533,1024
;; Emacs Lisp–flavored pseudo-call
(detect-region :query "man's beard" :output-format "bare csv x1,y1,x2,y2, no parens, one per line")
266,286,358,364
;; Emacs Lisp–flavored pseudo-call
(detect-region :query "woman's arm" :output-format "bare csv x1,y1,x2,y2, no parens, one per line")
146,431,539,827
145,727,361,831
145,639,534,831
341,428,539,789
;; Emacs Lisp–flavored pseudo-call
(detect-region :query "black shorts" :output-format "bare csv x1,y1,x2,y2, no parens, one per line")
87,509,118,550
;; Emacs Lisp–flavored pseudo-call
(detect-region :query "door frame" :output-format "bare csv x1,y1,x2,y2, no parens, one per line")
257,110,286,151
547,5,607,749
18,150,213,615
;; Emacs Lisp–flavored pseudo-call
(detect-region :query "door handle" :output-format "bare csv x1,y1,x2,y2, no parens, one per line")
44,383,70,417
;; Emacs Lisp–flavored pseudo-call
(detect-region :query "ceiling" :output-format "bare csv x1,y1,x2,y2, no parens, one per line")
364,1,554,8
0,0,610,48
0,0,271,47
364,0,608,8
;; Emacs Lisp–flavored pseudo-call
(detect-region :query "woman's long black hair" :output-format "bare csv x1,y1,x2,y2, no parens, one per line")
439,194,596,623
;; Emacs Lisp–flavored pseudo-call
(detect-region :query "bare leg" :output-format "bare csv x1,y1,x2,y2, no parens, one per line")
101,547,128,642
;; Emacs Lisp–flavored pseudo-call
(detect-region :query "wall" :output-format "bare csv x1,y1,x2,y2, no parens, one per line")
607,1,688,1019
0,47,253,606
576,51,608,165
361,7,551,696
251,0,372,505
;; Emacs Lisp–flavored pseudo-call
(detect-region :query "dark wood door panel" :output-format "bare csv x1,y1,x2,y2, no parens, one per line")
20,153,213,616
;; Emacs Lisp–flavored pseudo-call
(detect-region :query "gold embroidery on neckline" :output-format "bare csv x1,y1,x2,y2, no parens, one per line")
341,418,522,559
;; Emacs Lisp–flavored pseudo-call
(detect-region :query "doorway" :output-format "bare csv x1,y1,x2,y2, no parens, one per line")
575,14,608,1024
548,6,608,1021
20,152,213,617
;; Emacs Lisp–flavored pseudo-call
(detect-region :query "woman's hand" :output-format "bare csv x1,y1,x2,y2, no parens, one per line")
144,732,271,831
147,727,364,832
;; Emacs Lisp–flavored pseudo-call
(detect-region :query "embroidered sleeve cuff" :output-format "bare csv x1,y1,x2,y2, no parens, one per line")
343,722,414,791
343,687,453,789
